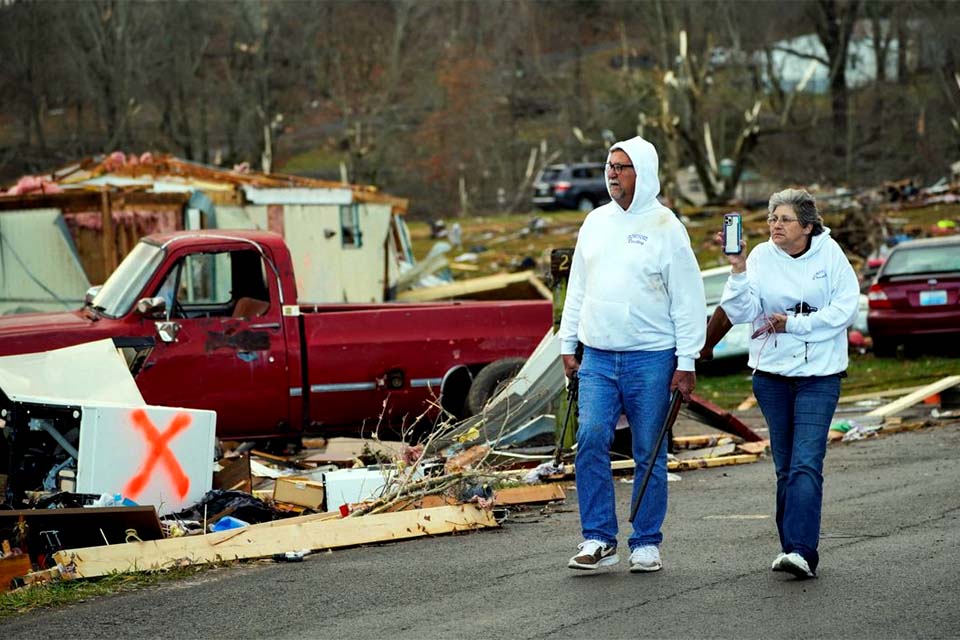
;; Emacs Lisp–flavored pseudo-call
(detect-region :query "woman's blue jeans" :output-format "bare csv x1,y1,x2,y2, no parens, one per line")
752,371,841,572
574,346,675,551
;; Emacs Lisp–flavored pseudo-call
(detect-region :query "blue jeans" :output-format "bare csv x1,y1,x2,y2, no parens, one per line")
574,346,675,551
752,371,841,572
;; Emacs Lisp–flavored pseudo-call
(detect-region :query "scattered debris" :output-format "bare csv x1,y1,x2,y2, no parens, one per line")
396,270,551,302
684,395,764,442
273,477,326,511
675,442,737,460
0,506,165,553
494,484,565,506
865,375,960,418
0,554,33,593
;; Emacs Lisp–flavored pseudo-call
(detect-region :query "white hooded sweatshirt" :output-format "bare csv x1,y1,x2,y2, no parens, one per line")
719,228,860,377
559,136,706,371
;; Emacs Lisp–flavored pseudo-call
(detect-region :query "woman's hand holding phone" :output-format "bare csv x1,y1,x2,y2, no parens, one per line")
714,231,747,273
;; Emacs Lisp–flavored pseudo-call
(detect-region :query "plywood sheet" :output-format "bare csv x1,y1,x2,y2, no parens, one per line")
56,504,497,578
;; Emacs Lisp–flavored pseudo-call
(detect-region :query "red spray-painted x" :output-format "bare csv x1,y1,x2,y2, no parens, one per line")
123,410,192,500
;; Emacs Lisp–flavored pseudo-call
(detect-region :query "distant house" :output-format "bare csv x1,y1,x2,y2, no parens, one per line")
0,153,413,314
759,20,906,94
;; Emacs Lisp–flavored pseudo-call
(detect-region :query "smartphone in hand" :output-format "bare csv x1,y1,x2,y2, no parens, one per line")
723,213,742,255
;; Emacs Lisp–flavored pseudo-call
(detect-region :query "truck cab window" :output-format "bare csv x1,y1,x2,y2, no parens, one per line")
157,250,269,319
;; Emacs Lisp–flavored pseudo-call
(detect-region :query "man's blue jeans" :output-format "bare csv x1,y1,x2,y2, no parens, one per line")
574,346,675,551
752,371,841,572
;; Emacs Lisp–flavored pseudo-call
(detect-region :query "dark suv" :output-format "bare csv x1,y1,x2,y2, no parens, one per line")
532,163,610,212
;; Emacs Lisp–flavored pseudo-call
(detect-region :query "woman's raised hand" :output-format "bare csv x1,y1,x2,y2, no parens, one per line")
714,231,747,273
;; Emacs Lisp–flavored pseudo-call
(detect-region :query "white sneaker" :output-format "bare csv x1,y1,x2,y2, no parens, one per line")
629,545,662,573
568,540,619,570
779,552,815,579
771,552,787,572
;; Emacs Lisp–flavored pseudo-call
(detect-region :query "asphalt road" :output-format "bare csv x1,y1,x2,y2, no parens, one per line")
7,421,960,640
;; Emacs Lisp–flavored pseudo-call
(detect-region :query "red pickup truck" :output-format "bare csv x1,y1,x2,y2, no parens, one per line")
0,230,552,442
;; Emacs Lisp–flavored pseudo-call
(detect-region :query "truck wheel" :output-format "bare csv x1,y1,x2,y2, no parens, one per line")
440,365,473,421
577,196,595,212
466,357,526,415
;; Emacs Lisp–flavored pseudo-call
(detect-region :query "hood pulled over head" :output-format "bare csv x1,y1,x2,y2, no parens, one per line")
606,136,661,214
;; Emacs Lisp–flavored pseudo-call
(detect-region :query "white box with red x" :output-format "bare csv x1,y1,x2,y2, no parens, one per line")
75,404,217,515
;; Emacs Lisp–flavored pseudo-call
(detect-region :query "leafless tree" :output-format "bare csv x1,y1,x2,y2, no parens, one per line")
809,0,861,163
153,2,214,162
63,0,153,152
0,1,56,153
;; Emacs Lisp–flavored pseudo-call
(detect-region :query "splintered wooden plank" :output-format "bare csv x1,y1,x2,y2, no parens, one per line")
55,505,496,578
671,454,760,471
737,440,770,455
838,385,924,404
672,435,736,449
561,454,761,476
866,375,960,418
388,494,460,512
675,442,737,461
494,484,566,505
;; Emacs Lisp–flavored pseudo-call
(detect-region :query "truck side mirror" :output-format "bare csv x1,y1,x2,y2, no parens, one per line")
154,321,180,343
84,286,102,305
135,296,167,317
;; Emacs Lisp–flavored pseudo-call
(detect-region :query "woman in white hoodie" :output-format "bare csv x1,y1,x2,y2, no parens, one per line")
719,188,859,579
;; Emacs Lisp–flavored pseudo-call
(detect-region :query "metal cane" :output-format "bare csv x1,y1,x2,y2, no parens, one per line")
553,371,578,468
628,389,683,524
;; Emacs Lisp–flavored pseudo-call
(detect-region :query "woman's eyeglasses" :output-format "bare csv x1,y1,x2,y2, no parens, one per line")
767,215,798,225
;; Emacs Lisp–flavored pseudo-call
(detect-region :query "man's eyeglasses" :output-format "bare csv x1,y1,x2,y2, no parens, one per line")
767,215,799,225
605,162,634,174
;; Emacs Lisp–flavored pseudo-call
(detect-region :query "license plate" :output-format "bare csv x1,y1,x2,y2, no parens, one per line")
919,290,947,306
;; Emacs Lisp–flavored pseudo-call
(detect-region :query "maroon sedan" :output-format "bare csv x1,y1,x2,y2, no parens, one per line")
867,235,960,356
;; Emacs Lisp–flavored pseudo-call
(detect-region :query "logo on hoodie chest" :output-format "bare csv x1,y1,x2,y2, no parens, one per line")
812,269,827,280
627,233,648,245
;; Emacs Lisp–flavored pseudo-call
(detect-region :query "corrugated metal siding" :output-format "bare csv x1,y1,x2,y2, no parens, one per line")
0,209,91,315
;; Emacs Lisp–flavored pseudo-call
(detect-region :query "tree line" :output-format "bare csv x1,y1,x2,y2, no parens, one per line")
1,0,958,215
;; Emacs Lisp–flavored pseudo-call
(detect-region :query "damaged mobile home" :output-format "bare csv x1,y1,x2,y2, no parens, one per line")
0,152,413,315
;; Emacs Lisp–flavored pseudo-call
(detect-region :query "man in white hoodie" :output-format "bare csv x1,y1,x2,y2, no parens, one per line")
560,136,706,572
719,188,859,579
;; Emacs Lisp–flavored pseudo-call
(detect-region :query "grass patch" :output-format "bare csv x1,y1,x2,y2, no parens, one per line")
276,146,344,176
698,352,960,411
0,564,223,620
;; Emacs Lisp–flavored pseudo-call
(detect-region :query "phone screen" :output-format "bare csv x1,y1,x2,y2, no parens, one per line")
723,213,742,255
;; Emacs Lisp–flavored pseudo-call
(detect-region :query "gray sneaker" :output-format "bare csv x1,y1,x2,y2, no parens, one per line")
779,552,815,579
568,540,619,570
629,545,662,573
771,552,787,572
